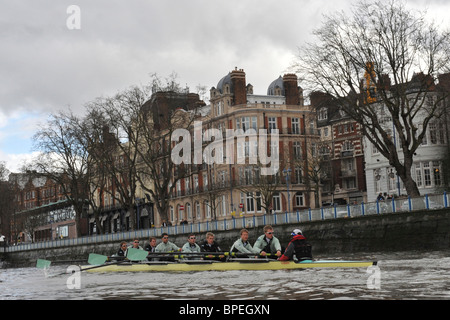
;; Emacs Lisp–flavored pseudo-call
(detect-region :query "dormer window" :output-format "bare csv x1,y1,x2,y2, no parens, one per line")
318,108,328,120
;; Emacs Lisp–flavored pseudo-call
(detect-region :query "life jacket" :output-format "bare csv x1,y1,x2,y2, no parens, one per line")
261,236,273,253
290,235,312,261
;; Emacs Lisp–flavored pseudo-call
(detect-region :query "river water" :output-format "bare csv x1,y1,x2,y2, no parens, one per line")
1,250,449,301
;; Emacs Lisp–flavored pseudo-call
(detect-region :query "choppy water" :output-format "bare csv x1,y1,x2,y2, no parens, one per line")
1,251,449,300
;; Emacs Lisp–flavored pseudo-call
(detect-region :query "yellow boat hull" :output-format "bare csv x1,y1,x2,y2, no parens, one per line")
85,260,376,273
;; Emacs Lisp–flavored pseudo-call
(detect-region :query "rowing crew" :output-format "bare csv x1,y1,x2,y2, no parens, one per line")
230,226,313,262
115,225,313,262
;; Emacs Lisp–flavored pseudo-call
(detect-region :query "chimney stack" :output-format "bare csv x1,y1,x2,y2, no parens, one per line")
230,68,247,105
283,74,300,105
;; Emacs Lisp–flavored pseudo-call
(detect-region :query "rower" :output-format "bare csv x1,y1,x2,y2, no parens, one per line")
278,229,313,262
230,228,259,257
200,232,225,261
253,225,282,259
155,233,180,261
181,234,201,260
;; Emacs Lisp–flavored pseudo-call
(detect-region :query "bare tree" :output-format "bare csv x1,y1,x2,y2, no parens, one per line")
295,0,450,196
32,111,90,237
85,85,152,231
133,89,202,223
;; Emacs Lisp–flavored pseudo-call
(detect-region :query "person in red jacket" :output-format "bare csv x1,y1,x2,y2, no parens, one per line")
279,229,313,261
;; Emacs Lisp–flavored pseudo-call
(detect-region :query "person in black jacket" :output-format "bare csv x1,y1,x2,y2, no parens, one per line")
117,241,128,257
200,232,225,261
279,229,313,262
144,237,157,261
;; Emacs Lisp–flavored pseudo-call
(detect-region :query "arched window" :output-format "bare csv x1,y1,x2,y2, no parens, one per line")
186,203,191,220
195,201,201,220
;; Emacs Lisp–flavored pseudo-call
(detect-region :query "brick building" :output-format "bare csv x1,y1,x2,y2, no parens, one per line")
165,68,321,226
312,92,367,205
8,172,80,243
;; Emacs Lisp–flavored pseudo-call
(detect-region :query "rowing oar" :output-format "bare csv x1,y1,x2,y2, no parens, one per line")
36,258,52,269
36,253,129,275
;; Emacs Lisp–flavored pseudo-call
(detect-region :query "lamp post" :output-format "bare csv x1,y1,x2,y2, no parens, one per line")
283,168,292,213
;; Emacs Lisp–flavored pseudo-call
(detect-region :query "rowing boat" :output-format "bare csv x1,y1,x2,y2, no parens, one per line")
84,259,377,273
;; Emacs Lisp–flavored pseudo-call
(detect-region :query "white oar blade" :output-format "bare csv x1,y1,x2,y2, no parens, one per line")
88,253,108,265
127,248,148,261
36,259,51,269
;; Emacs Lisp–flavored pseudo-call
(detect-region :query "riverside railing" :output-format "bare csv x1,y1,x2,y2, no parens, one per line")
5,192,449,253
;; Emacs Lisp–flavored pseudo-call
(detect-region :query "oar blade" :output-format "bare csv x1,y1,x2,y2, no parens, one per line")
88,253,108,265
127,248,148,261
36,259,51,269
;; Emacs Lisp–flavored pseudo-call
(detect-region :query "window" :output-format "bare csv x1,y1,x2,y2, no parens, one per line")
194,176,199,192
345,178,356,189
176,180,181,196
205,201,211,218
268,117,277,132
236,116,257,131
270,140,279,158
246,192,255,212
343,159,354,171
256,192,262,212
219,171,227,187
433,161,441,186
196,201,201,219
295,192,305,207
294,167,303,184
429,121,445,145
342,140,354,151
318,108,328,120
424,163,431,187
244,167,253,185
186,203,191,220
241,117,249,131
178,205,184,221
388,169,397,191
273,193,281,212
216,101,223,116
293,141,302,159
203,173,208,191
292,118,300,134
415,164,423,187
170,206,174,222
221,195,227,216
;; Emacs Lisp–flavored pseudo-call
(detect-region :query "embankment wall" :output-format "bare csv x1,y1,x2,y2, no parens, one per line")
2,209,449,267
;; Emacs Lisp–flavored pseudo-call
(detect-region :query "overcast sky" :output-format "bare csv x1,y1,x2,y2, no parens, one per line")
0,0,448,172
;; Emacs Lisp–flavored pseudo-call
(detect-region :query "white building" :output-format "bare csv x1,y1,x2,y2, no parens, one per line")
364,105,447,202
